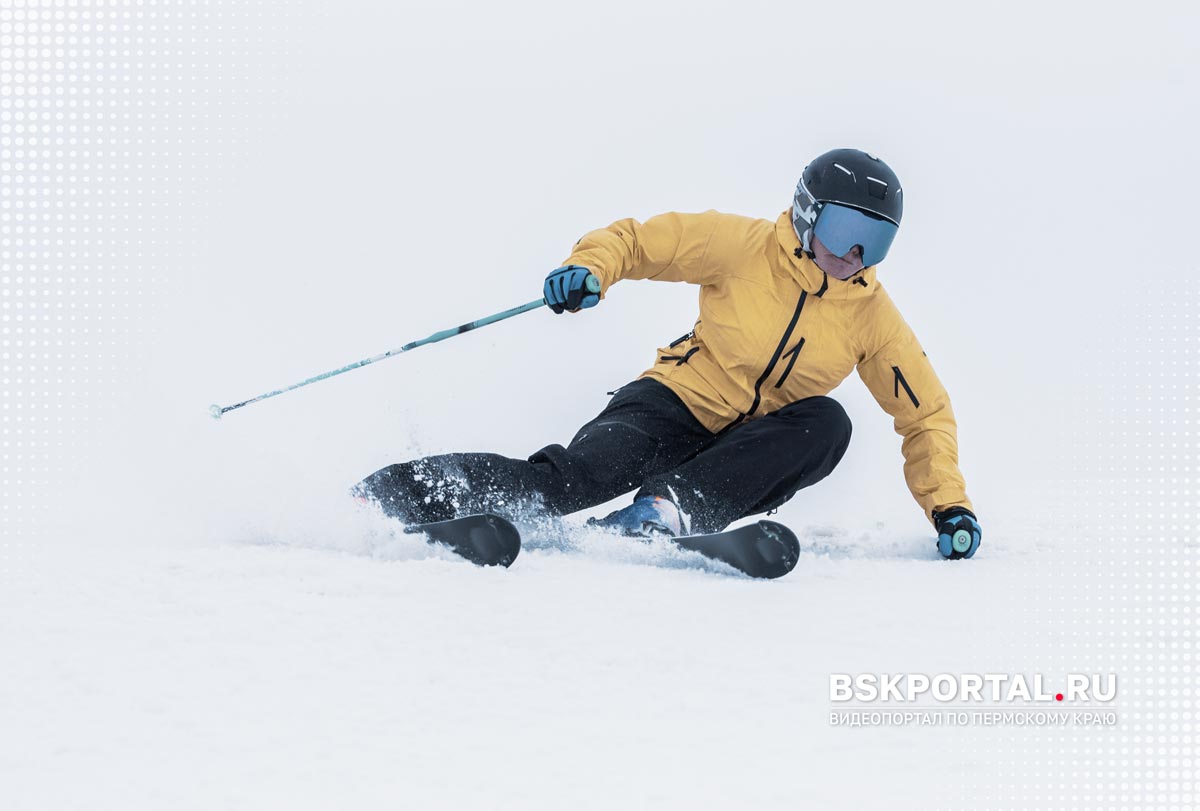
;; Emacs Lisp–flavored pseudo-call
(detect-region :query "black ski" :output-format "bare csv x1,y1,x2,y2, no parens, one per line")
404,513,521,568
672,520,800,579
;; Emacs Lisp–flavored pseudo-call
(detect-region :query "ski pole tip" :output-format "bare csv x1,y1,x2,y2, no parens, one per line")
208,404,224,421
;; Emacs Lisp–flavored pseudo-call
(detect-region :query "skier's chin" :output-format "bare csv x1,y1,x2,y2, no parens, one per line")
816,260,863,280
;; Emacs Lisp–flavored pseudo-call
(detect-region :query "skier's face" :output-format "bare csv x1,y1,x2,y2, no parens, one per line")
810,232,865,280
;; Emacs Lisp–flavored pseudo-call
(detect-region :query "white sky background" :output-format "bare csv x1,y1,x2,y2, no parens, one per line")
87,0,1196,541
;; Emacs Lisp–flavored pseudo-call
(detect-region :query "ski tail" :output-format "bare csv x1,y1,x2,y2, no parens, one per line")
673,520,799,579
405,513,522,568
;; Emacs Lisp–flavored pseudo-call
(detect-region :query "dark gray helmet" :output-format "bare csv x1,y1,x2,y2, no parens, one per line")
792,149,903,264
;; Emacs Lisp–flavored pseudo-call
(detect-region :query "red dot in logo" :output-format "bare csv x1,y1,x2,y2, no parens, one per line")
1055,693,1064,701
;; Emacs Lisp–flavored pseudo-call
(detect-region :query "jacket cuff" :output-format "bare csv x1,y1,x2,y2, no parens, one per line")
932,505,976,523
560,256,614,298
924,494,973,525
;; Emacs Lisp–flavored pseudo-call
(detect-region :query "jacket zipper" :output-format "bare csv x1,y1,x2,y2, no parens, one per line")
725,290,808,430
668,329,695,348
892,365,920,408
774,337,806,389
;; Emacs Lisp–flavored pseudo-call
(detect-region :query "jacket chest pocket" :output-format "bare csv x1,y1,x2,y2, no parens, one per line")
771,337,806,389
769,333,855,401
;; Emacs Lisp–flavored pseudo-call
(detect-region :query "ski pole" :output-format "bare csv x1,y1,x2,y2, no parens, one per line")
208,277,599,420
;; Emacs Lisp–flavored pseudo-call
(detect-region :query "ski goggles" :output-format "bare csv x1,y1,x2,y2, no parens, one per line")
812,202,899,267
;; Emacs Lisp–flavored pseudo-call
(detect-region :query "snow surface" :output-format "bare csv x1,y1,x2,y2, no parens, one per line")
7,497,1052,809
3,1,1197,809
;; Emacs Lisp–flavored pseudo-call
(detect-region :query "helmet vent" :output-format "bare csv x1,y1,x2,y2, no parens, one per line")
800,148,903,227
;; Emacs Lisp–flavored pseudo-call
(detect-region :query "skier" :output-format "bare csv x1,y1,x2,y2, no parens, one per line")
357,148,981,559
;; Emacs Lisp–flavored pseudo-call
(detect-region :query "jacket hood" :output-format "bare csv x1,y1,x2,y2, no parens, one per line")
774,210,878,301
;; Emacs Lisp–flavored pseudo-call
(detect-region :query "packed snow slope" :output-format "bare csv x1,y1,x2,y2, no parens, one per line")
3,1,1196,809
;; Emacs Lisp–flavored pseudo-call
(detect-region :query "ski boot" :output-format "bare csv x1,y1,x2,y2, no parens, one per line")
590,495,686,538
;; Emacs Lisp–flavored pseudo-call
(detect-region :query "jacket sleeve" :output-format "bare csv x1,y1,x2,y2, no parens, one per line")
856,308,974,525
560,211,727,295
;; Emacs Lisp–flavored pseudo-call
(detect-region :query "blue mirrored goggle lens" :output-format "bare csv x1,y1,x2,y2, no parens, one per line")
812,203,899,267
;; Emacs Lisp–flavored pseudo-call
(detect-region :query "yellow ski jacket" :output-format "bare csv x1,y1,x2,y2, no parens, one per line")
561,209,973,524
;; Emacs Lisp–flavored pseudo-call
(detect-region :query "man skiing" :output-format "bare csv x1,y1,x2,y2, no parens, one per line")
357,148,982,560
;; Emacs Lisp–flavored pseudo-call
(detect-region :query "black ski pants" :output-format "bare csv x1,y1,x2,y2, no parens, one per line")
357,379,852,534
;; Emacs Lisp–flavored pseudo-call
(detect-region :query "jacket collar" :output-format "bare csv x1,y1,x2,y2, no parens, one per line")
774,210,878,301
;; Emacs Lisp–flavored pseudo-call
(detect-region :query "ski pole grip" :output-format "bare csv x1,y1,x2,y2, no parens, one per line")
585,274,601,294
